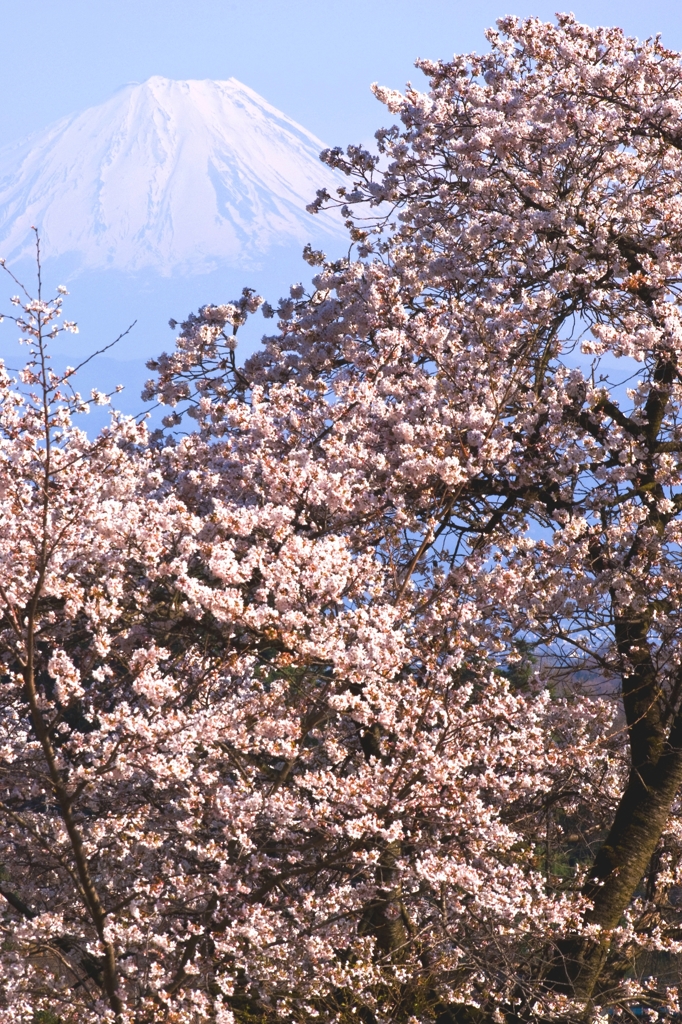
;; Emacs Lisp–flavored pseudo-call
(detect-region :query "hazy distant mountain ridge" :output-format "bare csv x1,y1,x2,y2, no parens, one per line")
0,76,344,274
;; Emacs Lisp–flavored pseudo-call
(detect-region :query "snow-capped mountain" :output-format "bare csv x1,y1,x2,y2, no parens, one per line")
0,76,344,274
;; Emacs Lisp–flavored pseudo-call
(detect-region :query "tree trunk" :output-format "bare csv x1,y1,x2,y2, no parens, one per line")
547,613,682,1001
548,749,682,999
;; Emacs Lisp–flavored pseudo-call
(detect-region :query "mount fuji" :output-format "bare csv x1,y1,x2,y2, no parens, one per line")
0,77,349,426
0,76,344,275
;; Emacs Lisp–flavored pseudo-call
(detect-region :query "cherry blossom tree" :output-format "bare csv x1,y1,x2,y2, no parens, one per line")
1,245,609,1024
147,12,682,1018
6,12,682,1024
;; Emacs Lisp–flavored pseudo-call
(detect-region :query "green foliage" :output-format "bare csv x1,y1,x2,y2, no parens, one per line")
499,640,537,692
33,1012,62,1024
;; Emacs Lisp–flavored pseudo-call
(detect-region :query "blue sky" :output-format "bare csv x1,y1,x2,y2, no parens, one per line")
3,0,682,153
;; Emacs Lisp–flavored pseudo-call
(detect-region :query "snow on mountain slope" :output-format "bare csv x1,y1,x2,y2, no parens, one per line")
0,77,345,274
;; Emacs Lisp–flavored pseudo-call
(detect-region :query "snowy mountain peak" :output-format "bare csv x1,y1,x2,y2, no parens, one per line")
0,76,344,274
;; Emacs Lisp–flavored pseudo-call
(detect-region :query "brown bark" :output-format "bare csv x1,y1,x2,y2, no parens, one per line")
548,613,682,1002
359,840,408,955
358,723,408,956
548,744,682,998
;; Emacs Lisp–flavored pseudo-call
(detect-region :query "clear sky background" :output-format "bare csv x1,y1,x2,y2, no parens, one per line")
2,0,682,154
